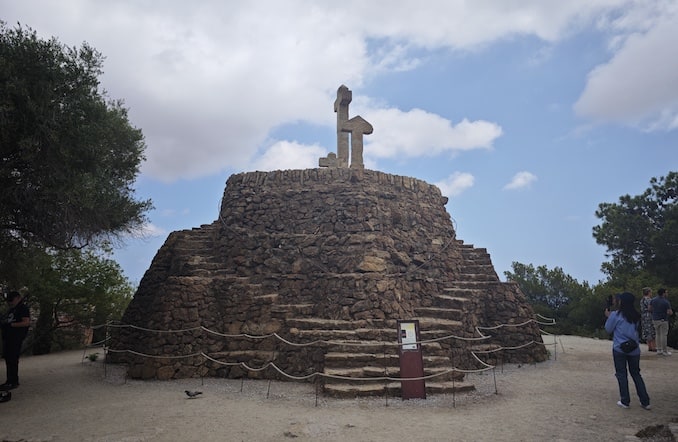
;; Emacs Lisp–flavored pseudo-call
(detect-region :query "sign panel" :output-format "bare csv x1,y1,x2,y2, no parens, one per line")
397,320,426,399
400,321,418,350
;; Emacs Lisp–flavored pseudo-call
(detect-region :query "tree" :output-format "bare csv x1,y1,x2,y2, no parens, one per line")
593,172,678,285
0,22,151,254
505,262,597,334
21,246,133,354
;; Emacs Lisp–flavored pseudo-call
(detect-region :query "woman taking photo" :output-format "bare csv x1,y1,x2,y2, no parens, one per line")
604,292,651,410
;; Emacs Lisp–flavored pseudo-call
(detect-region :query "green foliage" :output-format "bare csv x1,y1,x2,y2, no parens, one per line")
0,23,146,354
593,172,678,285
505,262,600,335
0,22,152,251
507,262,677,347
16,246,134,354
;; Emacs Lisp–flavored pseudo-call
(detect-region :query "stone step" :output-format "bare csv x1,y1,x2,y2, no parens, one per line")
458,254,492,265
270,303,315,316
209,350,279,363
323,352,397,365
433,293,473,308
441,287,482,295
457,272,498,282
323,365,465,382
322,380,475,398
292,331,394,345
459,264,497,274
414,307,463,320
299,337,446,354
444,280,501,289
412,317,463,330
323,352,451,369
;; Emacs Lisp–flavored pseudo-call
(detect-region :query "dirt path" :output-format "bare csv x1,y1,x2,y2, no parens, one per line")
1,335,676,441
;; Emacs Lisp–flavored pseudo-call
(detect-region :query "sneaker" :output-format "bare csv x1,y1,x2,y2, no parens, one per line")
657,351,664,356
664,351,672,356
641,404,652,410
617,401,630,409
0,383,18,391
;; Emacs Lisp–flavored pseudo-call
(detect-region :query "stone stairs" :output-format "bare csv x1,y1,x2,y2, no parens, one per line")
306,289,475,398
167,231,499,397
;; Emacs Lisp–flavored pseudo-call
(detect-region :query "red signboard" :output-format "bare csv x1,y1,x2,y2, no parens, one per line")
397,320,426,399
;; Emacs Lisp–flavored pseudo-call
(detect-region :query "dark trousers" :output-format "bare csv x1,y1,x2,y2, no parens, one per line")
2,337,23,384
613,350,650,406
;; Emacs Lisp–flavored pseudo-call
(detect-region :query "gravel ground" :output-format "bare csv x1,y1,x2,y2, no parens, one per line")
1,335,676,441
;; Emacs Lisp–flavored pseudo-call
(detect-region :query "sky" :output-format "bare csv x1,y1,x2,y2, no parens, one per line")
3,1,677,287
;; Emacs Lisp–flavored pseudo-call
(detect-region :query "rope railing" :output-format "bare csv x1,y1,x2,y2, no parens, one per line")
103,322,494,347
106,348,497,382
86,314,557,383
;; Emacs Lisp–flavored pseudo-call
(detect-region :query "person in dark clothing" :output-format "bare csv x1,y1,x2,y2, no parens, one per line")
650,288,673,356
604,292,651,410
1,291,30,390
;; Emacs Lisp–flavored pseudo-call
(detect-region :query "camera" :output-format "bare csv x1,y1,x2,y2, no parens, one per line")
605,295,614,309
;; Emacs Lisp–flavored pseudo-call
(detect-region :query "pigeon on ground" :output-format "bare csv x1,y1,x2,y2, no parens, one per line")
185,390,203,398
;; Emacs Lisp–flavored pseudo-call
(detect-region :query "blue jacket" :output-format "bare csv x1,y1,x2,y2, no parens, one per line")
604,310,640,356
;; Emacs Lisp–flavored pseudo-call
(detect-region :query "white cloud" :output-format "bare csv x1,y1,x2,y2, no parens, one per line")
360,106,502,159
503,171,538,190
250,141,327,171
4,0,659,183
435,172,475,198
574,2,678,130
128,223,167,239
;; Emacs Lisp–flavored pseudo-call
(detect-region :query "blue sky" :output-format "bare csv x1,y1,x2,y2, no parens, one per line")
3,1,677,286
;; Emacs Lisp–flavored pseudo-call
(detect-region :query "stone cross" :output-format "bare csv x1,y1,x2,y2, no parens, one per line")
342,115,373,170
334,85,352,168
319,85,372,170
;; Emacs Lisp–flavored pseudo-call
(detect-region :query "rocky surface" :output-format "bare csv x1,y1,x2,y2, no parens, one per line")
110,168,547,394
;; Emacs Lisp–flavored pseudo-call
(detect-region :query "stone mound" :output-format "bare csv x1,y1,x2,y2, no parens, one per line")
109,168,547,396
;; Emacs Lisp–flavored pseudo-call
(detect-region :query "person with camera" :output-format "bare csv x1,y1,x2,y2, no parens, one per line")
1,291,31,390
604,292,651,410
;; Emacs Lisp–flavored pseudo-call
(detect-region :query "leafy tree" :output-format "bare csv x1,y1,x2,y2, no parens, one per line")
0,22,151,254
17,246,133,354
505,262,597,334
593,172,678,285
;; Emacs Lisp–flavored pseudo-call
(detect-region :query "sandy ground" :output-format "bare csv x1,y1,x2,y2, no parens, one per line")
1,335,676,442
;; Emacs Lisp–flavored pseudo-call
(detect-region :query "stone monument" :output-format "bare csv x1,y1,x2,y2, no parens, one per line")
319,85,372,170
109,86,547,397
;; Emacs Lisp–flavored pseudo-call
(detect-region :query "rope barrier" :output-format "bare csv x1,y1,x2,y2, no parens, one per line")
93,314,556,387
103,321,493,348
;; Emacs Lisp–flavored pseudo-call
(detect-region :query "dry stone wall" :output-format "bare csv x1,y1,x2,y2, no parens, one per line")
110,168,547,394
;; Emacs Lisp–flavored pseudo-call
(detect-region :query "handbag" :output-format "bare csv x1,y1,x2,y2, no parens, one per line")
620,339,638,353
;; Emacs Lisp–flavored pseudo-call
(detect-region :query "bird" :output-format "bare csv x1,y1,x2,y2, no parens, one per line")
185,390,203,398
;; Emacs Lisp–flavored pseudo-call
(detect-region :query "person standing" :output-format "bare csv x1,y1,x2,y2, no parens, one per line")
1,291,30,390
605,292,651,410
650,288,673,356
640,287,656,351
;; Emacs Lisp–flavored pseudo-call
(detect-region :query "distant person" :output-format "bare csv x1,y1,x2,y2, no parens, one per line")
1,291,31,390
605,292,651,410
650,288,673,356
640,287,656,352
